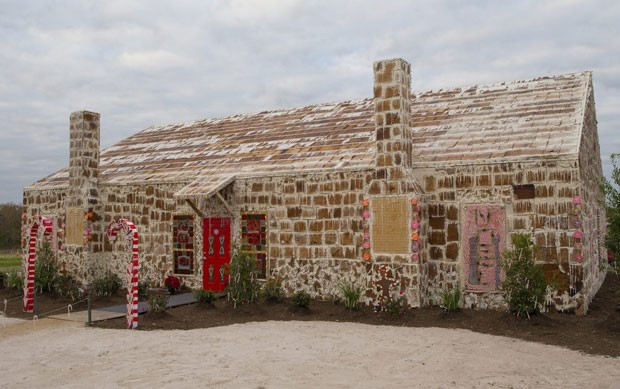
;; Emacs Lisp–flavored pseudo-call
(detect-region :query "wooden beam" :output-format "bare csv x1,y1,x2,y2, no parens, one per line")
185,199,204,218
215,192,234,215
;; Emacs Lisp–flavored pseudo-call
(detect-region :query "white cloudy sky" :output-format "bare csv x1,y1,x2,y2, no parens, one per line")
1,0,619,204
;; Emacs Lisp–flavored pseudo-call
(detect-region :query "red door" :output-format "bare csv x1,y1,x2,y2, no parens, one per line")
203,218,231,292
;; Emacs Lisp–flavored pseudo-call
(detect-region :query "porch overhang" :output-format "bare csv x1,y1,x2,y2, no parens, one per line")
173,173,236,201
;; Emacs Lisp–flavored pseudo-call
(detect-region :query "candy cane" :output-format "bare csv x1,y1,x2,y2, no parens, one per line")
106,219,139,329
23,216,52,313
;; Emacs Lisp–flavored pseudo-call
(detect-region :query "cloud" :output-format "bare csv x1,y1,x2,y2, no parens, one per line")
0,0,618,203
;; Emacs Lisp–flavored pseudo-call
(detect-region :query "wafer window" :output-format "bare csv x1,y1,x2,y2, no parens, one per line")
371,197,409,254
65,207,84,245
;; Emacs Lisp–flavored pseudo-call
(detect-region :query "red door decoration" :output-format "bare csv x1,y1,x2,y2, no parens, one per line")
23,216,53,313
463,205,506,291
203,218,231,292
106,219,139,329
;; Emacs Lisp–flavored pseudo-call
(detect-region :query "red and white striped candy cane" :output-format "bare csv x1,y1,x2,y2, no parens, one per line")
23,216,52,313
106,219,139,329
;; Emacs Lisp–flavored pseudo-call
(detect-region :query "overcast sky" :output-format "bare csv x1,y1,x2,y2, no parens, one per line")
1,0,618,204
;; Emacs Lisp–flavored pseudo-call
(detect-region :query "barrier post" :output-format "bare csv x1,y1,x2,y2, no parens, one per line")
87,291,92,326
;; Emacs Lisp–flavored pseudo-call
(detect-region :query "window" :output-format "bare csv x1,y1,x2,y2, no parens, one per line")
173,215,194,275
371,197,409,254
241,213,267,279
65,207,84,245
513,184,535,200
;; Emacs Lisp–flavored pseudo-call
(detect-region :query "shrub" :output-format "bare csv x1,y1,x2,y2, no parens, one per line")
338,280,364,311
261,278,283,303
194,289,217,304
35,242,59,292
148,290,169,313
501,233,548,318
92,272,123,297
226,250,260,307
138,279,150,301
292,290,311,308
55,274,81,301
384,297,407,318
0,271,6,288
7,270,23,290
441,285,461,313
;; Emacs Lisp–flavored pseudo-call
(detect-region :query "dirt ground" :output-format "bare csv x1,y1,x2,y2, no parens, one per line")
1,274,620,388
3,272,619,357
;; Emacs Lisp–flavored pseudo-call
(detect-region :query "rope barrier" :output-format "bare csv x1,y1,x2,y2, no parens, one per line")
3,294,25,303
33,297,88,319
2,294,25,314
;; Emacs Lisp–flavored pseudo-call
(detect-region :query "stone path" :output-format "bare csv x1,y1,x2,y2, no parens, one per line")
48,292,200,324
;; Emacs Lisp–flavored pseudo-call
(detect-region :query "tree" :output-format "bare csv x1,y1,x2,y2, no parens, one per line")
0,203,23,250
603,153,620,263
501,233,548,318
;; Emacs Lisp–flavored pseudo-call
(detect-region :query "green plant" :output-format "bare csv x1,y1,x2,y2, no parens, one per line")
226,250,260,307
7,270,23,290
603,153,620,262
35,242,59,292
55,274,81,301
194,289,217,304
501,233,548,318
148,290,169,313
441,285,461,313
338,279,364,310
292,290,311,308
261,278,283,303
384,297,407,317
92,272,122,297
138,279,150,301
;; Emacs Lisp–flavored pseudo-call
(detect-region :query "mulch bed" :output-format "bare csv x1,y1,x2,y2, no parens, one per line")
1,288,127,319
3,273,619,357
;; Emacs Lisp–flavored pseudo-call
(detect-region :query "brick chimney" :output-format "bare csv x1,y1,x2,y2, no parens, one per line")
372,58,413,194
67,110,100,208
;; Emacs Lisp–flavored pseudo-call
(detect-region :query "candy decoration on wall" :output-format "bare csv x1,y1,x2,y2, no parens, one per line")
362,198,371,261
368,264,403,310
23,216,53,313
410,197,421,262
572,196,584,264
106,219,140,329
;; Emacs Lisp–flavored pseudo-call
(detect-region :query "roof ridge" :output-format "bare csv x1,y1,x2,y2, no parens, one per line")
414,71,591,97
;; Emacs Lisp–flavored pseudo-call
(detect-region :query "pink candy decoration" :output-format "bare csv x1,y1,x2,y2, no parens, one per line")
411,253,419,261
573,230,583,239
572,196,582,205
363,241,370,249
575,254,583,263
411,220,419,229
363,210,370,219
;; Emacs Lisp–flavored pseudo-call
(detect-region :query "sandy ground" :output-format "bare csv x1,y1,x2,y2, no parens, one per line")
1,315,619,389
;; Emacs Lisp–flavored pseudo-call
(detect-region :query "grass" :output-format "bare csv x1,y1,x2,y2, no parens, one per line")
0,253,21,272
